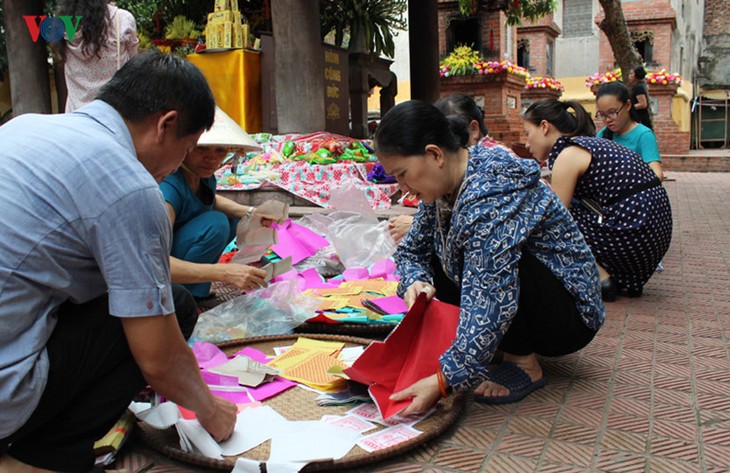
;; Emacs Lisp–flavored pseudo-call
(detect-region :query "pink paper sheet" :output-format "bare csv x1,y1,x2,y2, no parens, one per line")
369,259,398,281
192,342,228,369
230,347,272,363
365,295,408,315
248,378,297,402
298,268,342,290
210,389,253,404
193,346,297,403
201,370,239,386
271,220,330,265
342,268,370,281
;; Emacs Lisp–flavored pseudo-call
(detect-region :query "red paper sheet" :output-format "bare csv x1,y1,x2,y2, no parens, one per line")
344,293,460,419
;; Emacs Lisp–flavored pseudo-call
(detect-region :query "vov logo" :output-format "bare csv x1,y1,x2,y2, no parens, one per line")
23,16,82,43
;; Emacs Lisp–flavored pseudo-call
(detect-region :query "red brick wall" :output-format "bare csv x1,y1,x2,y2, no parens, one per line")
648,84,690,155
520,32,547,76
595,0,677,72
437,2,517,62
517,14,560,77
704,0,729,36
441,73,527,145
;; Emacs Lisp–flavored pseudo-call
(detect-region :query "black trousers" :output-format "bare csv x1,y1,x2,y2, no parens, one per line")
434,251,597,358
0,284,198,472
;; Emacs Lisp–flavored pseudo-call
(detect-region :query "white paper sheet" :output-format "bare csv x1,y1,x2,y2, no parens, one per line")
268,420,360,463
175,419,224,459
219,405,289,456
130,402,180,429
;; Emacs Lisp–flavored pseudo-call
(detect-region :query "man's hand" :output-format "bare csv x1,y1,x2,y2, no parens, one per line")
121,315,237,444
390,374,442,417
404,281,435,308
220,263,267,291
197,396,238,442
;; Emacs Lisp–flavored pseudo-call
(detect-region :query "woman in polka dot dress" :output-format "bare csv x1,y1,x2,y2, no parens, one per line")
522,99,672,301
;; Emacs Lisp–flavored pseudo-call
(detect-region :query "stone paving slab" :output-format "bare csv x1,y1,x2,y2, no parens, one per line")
111,172,730,473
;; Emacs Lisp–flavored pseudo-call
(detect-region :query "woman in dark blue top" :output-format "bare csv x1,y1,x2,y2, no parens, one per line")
376,101,604,414
523,99,672,301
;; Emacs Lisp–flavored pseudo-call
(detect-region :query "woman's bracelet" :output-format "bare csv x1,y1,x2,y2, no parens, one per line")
436,369,448,399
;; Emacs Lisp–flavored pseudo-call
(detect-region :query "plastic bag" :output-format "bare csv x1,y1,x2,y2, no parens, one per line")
190,279,320,344
297,211,395,269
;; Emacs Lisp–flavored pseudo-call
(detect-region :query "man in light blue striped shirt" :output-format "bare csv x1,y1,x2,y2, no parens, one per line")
0,52,237,472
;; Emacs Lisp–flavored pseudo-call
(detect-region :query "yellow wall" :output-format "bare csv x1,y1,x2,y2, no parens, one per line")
367,80,412,112
672,83,692,133
701,89,730,100
559,76,598,117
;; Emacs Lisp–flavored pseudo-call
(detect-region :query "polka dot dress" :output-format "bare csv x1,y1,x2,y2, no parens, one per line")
548,136,673,293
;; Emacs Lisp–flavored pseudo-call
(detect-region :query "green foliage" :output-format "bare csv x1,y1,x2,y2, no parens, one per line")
115,0,159,36
137,30,153,51
320,0,407,58
458,0,556,26
505,0,556,26
116,0,207,38
164,15,201,40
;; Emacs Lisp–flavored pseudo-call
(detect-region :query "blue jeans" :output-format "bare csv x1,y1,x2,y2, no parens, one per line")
171,211,237,298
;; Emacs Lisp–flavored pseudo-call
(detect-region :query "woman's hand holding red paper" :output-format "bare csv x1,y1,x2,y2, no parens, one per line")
404,281,436,308
389,373,442,417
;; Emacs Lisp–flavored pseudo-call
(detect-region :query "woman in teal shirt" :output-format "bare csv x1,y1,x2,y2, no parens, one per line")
595,81,663,180
160,108,269,300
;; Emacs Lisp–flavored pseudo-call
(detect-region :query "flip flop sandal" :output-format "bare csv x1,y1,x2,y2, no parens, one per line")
474,361,548,405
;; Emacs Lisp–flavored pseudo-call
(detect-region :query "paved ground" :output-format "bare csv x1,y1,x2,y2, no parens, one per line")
112,172,730,473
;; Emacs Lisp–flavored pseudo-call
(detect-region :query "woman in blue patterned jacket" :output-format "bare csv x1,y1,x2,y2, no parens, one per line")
376,101,605,414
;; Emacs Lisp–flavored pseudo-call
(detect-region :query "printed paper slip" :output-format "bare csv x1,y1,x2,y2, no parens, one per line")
346,402,434,426
356,425,422,452
321,414,377,433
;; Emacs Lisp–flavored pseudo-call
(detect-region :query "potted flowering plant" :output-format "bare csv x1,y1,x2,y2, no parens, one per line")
439,46,485,77
525,76,564,91
439,46,529,82
523,75,564,100
646,69,683,86
584,69,622,94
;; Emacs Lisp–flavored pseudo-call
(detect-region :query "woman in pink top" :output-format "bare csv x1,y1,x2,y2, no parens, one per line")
60,0,138,112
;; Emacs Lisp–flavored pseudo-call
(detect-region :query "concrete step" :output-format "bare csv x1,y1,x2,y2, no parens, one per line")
662,149,730,172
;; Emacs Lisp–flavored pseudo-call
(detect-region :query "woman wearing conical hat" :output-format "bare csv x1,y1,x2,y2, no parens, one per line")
160,107,273,301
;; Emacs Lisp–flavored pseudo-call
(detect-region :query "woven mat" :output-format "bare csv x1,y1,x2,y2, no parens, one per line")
136,334,465,472
294,322,395,338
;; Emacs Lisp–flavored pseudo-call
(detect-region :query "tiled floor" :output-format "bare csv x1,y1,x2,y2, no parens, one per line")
113,172,730,472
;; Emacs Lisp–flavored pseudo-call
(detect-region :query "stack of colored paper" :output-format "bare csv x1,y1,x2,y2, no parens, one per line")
267,338,349,392
304,280,404,325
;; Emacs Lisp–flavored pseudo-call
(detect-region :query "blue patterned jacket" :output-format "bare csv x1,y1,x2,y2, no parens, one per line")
395,146,605,391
